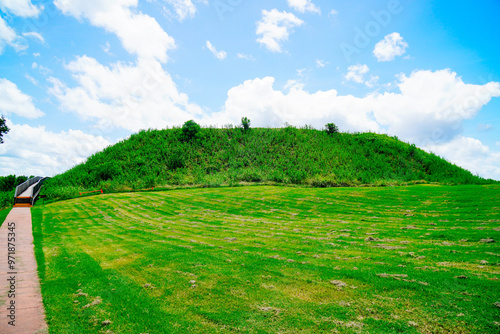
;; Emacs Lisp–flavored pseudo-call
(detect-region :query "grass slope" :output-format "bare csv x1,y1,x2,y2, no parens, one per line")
33,185,500,333
0,208,11,227
43,127,495,201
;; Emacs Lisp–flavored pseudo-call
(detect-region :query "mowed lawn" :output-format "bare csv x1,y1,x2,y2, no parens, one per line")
32,185,500,333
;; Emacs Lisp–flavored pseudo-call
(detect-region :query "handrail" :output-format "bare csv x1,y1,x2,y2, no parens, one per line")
30,178,47,205
14,176,44,198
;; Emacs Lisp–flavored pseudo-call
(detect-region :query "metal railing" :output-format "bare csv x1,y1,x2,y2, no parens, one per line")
14,177,46,205
30,178,47,205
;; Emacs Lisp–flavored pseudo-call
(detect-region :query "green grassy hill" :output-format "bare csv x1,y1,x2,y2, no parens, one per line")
43,126,495,201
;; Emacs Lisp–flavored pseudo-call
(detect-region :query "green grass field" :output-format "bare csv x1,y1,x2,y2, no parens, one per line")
33,185,500,333
0,208,11,227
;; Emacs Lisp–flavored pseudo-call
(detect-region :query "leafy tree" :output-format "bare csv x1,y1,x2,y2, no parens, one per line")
15,176,28,187
0,115,9,144
0,175,16,192
241,117,251,132
325,123,339,135
181,120,201,142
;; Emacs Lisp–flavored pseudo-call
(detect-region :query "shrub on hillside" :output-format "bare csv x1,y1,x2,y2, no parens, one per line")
166,147,186,170
325,123,339,135
307,175,340,188
241,117,251,132
92,162,122,182
0,191,14,209
181,120,201,142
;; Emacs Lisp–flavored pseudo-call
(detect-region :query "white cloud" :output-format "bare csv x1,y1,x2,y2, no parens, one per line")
24,74,39,86
0,0,41,17
0,3,44,53
374,32,408,62
316,59,327,68
0,16,17,53
161,0,198,21
345,64,379,87
102,41,112,55
287,0,320,14
0,78,44,118
237,53,255,61
365,76,379,88
205,41,227,60
22,31,45,44
284,79,305,91
49,56,203,132
256,9,304,53
345,64,370,84
368,69,500,144
32,62,52,75
477,123,494,132
54,0,175,62
425,136,500,180
209,76,381,131
0,120,111,177
211,69,500,145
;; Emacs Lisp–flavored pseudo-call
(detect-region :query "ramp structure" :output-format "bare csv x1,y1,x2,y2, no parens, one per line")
14,176,47,208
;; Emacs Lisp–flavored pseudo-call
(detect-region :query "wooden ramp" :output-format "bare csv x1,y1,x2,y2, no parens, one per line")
0,208,48,333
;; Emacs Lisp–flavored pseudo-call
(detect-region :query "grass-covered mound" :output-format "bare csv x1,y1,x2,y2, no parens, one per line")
43,126,494,201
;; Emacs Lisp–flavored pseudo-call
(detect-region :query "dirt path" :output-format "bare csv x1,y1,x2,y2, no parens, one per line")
0,208,48,333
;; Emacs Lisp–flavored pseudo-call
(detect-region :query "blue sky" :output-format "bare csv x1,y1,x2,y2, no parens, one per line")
1,0,499,180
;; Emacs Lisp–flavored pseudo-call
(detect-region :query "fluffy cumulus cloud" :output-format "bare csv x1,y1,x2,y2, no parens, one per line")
211,69,500,145
286,0,320,14
344,64,379,88
0,120,111,176
256,9,304,53
210,76,381,131
205,41,227,60
425,136,500,180
345,64,370,84
369,70,500,144
161,0,198,21
374,32,408,62
0,0,41,17
49,56,204,131
0,78,44,118
54,0,175,62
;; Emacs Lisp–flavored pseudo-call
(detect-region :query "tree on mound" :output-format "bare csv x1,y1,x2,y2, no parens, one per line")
181,120,201,141
325,123,339,135
241,117,251,133
0,115,9,144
